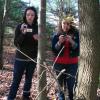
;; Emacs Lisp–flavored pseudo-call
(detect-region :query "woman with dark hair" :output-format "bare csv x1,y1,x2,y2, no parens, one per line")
52,17,80,100
7,6,38,100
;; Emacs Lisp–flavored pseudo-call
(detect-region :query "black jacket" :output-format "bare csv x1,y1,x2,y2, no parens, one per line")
14,23,38,59
52,26,80,57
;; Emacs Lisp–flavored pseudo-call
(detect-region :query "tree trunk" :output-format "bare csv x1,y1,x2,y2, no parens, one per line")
37,0,47,100
0,0,11,69
0,23,4,68
76,0,100,100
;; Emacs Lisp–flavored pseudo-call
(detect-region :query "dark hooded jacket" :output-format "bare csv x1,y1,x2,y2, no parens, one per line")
14,23,38,59
52,26,80,57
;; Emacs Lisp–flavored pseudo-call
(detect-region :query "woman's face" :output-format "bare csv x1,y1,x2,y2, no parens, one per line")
61,20,71,32
26,9,35,25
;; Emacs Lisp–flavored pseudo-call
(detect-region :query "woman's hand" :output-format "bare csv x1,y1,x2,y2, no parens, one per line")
58,35,65,44
20,23,27,34
33,34,38,40
66,35,75,46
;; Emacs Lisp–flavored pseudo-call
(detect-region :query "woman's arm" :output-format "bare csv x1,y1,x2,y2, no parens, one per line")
14,24,26,48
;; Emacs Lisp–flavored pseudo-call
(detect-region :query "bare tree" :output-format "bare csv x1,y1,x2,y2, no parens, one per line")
75,0,100,100
0,0,11,69
37,0,47,100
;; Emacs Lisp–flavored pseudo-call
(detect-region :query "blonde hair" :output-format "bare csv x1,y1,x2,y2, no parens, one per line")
63,16,74,24
56,16,75,34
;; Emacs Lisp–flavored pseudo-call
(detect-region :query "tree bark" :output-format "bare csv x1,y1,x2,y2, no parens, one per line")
0,0,11,69
37,0,47,100
76,0,100,100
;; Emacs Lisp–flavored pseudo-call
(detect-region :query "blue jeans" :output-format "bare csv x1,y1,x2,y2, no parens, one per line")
8,60,36,100
54,63,78,100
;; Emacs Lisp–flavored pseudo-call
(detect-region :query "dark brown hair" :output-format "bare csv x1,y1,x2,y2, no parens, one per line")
23,6,38,26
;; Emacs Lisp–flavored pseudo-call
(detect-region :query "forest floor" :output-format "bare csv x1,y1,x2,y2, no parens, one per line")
0,46,100,100
0,46,57,100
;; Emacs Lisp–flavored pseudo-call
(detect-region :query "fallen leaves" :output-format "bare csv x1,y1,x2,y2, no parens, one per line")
0,46,100,100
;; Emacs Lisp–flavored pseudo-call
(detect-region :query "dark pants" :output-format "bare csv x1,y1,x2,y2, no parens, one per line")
54,63,78,100
8,60,36,100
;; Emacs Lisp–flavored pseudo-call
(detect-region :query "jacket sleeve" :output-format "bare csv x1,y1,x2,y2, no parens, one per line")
70,30,80,56
52,34,64,55
14,24,25,48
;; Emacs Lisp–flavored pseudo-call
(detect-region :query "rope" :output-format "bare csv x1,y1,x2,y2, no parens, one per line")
35,69,66,99
16,47,67,99
52,46,65,69
14,47,77,100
